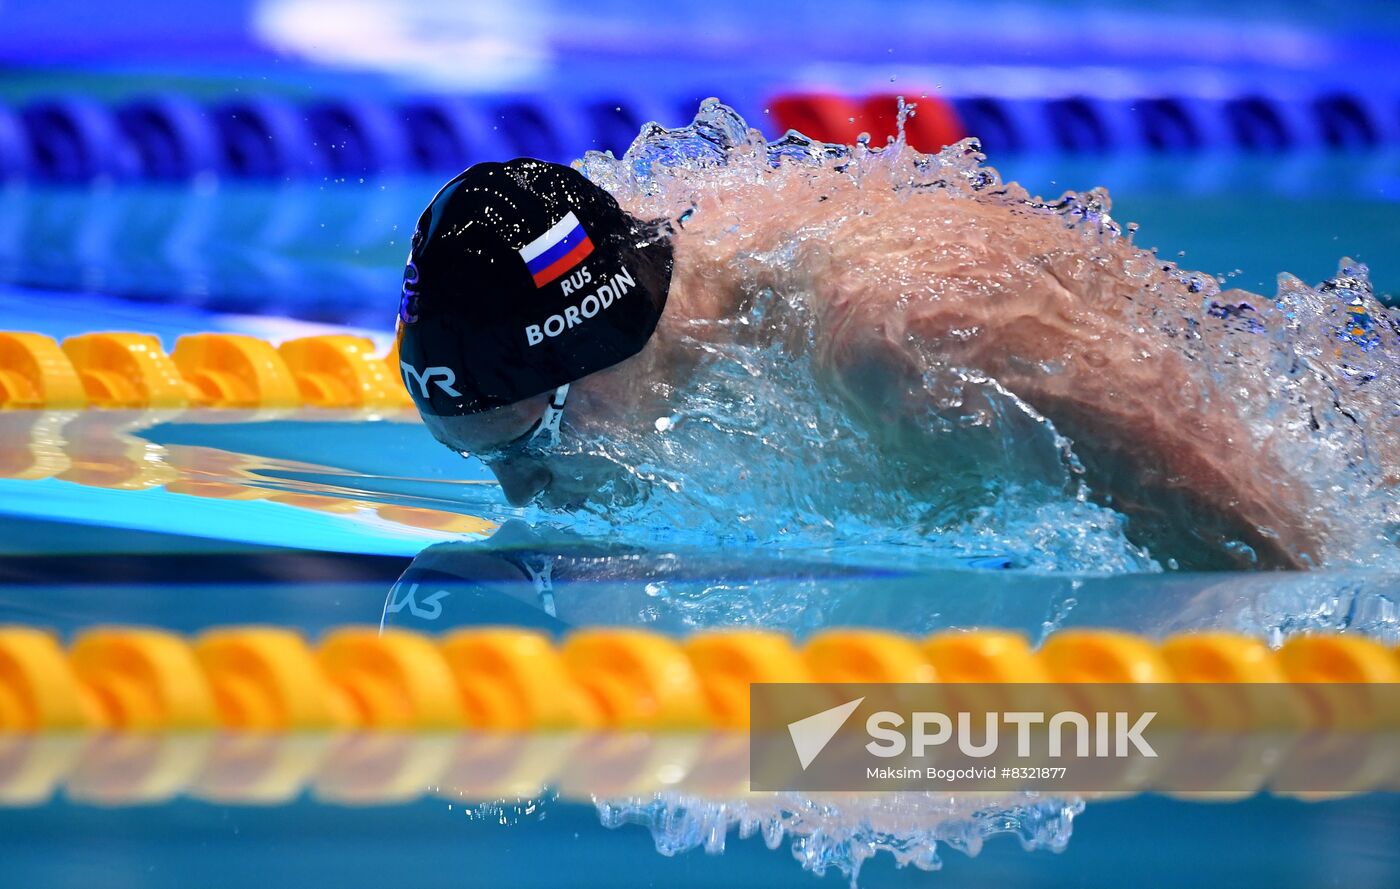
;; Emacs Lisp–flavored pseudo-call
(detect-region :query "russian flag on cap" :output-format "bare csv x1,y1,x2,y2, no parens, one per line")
519,211,594,288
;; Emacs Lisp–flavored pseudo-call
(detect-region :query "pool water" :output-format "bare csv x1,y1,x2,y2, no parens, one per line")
2,154,1394,334
2,792,1399,889
2,105,1399,886
2,401,1399,886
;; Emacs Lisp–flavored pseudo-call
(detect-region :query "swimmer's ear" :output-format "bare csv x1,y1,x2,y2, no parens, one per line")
637,216,677,244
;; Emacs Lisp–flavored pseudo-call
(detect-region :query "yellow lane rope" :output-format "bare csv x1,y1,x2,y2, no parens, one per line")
3,625,1397,733
1,626,1397,805
0,331,413,410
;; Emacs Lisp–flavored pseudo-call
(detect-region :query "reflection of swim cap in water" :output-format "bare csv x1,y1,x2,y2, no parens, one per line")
397,158,674,418
382,521,643,632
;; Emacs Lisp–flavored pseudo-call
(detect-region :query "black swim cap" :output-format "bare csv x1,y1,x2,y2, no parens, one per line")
396,158,673,417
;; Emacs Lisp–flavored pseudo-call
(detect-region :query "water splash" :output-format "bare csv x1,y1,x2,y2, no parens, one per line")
595,791,1082,884
434,789,554,826
552,99,1399,573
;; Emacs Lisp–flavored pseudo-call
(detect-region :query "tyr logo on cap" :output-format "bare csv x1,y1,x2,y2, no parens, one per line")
519,211,594,287
401,362,462,398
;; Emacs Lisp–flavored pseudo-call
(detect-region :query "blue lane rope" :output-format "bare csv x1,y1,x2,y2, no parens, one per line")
0,90,1394,183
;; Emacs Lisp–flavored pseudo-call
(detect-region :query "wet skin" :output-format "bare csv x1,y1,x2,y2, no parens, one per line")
428,174,1385,568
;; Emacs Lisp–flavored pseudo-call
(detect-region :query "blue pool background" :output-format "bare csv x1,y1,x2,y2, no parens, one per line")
3,794,1400,888
3,1,1400,886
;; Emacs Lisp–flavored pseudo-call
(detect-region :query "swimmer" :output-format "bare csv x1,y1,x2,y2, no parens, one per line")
396,152,1394,570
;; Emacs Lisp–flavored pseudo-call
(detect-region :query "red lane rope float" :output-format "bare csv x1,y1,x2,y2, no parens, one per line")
769,92,966,152
859,93,966,152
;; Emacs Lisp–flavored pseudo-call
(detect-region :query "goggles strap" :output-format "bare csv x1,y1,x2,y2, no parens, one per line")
527,383,570,449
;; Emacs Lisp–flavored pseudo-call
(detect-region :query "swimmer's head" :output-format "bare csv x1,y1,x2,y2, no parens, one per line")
397,159,674,440
421,383,626,508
